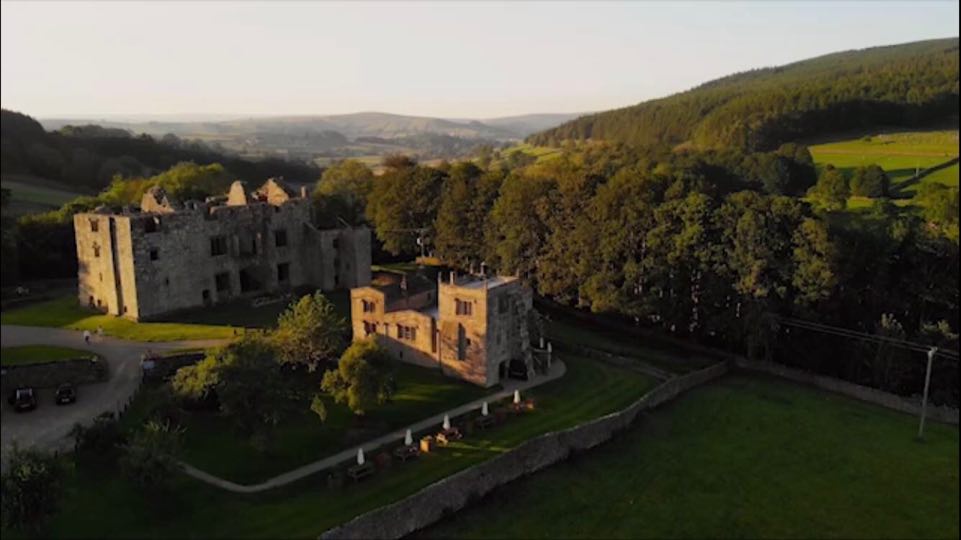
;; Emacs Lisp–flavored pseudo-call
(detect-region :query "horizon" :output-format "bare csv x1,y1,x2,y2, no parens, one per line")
2,1,959,120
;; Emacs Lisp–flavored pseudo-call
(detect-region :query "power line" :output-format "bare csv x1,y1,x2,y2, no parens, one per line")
772,314,959,360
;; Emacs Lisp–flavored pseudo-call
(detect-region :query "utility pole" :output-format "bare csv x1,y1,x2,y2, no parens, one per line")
917,347,938,440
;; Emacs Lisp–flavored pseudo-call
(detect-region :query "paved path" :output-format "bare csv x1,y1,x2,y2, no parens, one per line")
1,324,227,465
182,359,568,494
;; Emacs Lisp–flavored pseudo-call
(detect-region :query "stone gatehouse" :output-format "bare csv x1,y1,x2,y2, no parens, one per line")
350,271,533,387
74,178,371,320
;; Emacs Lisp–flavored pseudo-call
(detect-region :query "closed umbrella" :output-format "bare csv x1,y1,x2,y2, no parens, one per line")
442,414,451,431
513,390,521,404
404,429,413,446
357,448,365,465
481,401,489,416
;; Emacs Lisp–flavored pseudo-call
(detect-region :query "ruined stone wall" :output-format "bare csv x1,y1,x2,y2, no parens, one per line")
482,282,532,382
319,361,730,540
76,197,368,320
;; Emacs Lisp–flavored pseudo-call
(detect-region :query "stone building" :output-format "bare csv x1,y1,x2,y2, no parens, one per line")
74,178,371,320
350,271,533,387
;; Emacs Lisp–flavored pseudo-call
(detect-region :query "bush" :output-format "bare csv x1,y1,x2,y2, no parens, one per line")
0,445,66,533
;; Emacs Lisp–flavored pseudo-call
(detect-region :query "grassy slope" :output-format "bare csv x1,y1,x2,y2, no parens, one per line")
20,353,654,539
1,174,86,215
423,374,960,539
0,345,94,367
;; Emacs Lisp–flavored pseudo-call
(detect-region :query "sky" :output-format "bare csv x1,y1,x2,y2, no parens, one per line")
1,1,958,120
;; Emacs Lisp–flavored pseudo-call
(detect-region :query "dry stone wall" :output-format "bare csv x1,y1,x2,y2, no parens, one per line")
735,358,959,425
1,357,107,393
319,361,729,540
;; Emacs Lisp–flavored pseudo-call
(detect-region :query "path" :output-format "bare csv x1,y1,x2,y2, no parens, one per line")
182,359,568,494
0,324,227,464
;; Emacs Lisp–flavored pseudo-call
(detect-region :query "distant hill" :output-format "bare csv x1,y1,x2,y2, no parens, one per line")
38,111,587,163
528,38,959,151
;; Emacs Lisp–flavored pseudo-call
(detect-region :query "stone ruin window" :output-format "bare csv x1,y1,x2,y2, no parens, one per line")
149,249,159,261
215,272,231,294
362,299,376,313
93,244,101,258
277,262,290,283
363,321,378,336
455,298,473,316
274,229,288,248
332,238,339,250
210,236,227,257
89,218,99,232
144,217,160,234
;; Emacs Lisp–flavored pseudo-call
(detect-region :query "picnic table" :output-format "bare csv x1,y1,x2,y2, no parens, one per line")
347,462,375,481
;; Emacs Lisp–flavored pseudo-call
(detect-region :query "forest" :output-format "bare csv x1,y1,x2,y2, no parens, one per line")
528,38,959,152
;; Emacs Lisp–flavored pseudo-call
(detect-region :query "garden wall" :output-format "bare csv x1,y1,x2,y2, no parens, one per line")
735,358,959,425
319,361,729,540
0,356,107,393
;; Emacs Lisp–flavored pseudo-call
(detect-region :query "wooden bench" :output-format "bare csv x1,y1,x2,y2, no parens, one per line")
393,445,420,462
346,462,375,481
475,415,496,430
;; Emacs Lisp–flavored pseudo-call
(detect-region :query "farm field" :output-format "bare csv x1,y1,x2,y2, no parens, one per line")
1,174,86,215
0,345,94,367
423,374,960,539
809,129,959,194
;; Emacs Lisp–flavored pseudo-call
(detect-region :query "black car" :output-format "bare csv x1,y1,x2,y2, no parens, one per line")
8,387,38,412
55,383,77,405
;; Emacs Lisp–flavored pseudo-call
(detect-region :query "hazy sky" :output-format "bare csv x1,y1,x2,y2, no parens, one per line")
1,1,958,119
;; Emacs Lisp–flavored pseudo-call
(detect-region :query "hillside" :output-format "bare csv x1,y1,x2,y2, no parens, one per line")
529,38,959,151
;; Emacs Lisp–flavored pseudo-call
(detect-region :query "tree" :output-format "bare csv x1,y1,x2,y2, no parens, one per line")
215,337,303,437
0,445,66,534
850,164,890,197
1,188,18,285
434,162,484,265
366,164,446,255
320,339,394,415
273,292,347,371
120,421,183,491
312,159,374,228
808,165,850,211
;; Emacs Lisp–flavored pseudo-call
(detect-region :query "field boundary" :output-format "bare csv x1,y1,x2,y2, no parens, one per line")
319,361,729,540
735,358,959,425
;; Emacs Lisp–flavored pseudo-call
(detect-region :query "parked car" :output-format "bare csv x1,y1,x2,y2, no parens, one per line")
55,383,78,405
8,387,38,412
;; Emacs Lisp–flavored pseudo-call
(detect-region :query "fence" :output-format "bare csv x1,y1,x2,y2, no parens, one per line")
319,361,728,540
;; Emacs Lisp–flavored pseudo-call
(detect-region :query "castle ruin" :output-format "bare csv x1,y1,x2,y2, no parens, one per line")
74,178,371,320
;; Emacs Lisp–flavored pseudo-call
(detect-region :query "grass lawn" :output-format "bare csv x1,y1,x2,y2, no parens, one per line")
0,345,94,367
125,362,495,484
0,296,237,342
0,290,352,342
10,353,654,539
422,374,960,539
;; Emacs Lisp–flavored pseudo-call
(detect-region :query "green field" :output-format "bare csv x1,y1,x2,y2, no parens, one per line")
0,345,94,367
8,351,654,539
423,374,960,539
809,130,959,195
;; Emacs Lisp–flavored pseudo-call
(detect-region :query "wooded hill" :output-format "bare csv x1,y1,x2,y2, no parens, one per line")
528,38,959,151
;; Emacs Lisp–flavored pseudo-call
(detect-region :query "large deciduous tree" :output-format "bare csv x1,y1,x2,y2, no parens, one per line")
320,339,395,416
273,292,347,371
